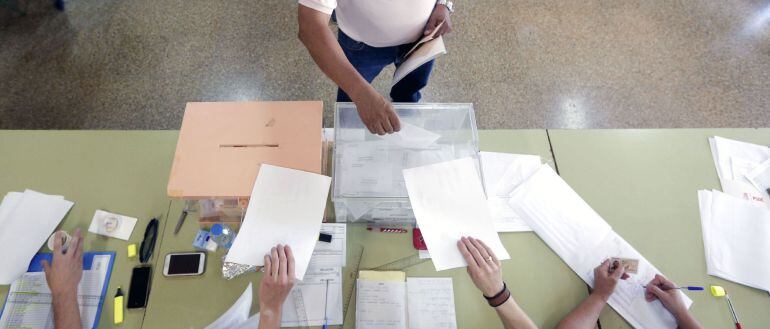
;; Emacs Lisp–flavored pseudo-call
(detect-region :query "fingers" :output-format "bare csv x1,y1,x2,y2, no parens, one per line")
270,247,280,278
457,239,478,269
264,255,272,276
436,23,451,37
647,284,666,301
443,22,453,35
387,109,401,132
53,231,64,253
381,119,394,135
476,239,500,266
621,273,630,280
462,236,486,268
70,229,84,259
611,261,626,280
659,275,677,290
424,18,438,35
597,259,610,277
370,122,385,135
41,260,51,274
650,274,676,290
278,244,288,279
469,238,492,265
285,245,295,281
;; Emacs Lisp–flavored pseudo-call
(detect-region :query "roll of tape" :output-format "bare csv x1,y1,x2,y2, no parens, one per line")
47,231,73,252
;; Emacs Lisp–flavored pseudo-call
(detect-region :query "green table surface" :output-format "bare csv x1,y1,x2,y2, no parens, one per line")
142,130,590,329
0,131,179,329
549,129,770,328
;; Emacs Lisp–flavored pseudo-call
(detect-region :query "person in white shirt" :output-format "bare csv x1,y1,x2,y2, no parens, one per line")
298,0,454,135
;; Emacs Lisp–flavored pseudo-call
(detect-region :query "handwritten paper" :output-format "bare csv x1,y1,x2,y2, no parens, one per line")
403,157,510,271
225,164,331,279
357,280,407,329
356,274,456,329
406,278,456,329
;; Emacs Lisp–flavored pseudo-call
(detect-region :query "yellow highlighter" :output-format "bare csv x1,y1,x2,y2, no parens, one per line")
114,287,124,324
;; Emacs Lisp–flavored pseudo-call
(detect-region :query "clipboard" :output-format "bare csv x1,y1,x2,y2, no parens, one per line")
0,252,117,329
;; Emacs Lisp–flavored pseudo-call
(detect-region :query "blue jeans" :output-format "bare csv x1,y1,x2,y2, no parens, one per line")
336,30,435,103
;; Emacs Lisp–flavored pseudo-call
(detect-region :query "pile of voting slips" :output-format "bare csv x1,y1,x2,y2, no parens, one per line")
698,189,770,293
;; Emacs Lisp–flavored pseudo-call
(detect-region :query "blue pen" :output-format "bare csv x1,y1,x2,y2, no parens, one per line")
322,279,330,329
642,285,704,291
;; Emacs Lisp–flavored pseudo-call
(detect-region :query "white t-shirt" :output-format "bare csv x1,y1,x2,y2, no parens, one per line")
299,0,436,47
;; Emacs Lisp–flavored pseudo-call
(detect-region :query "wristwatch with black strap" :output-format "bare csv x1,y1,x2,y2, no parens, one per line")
484,282,511,307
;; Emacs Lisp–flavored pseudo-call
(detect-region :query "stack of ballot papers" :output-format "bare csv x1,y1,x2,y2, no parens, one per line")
356,271,457,329
508,165,691,329
698,189,770,292
479,151,541,232
0,190,74,284
403,157,510,271
225,164,332,280
708,136,770,208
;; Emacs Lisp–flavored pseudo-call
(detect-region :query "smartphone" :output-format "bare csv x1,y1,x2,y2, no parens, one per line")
163,252,206,277
127,266,152,309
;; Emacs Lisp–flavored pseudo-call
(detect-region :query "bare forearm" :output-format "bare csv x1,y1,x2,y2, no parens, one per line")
673,310,704,329
52,291,81,329
556,293,606,329
258,307,281,329
298,7,371,101
495,297,538,329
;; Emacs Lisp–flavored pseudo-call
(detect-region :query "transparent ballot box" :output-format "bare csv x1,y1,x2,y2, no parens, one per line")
332,102,480,223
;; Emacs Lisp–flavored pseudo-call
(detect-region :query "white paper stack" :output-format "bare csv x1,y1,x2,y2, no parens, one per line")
479,151,541,232
698,189,770,292
708,136,770,208
0,190,73,284
508,165,691,329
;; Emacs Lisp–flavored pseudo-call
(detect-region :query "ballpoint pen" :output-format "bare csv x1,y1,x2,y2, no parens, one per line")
725,293,742,329
711,286,742,329
173,201,192,235
641,285,704,291
322,279,330,329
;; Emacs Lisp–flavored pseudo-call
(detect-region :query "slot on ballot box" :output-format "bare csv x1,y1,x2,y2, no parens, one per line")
166,101,326,226
332,102,480,224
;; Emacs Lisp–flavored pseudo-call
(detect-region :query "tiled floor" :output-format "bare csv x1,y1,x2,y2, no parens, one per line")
1,0,768,129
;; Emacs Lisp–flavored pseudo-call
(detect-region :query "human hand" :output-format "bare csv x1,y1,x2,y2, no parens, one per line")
645,274,688,317
42,229,84,297
424,4,453,37
458,236,504,296
259,244,296,315
352,89,400,135
591,259,628,301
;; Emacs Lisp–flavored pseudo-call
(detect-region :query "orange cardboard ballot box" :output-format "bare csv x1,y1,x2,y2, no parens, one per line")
167,101,323,200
